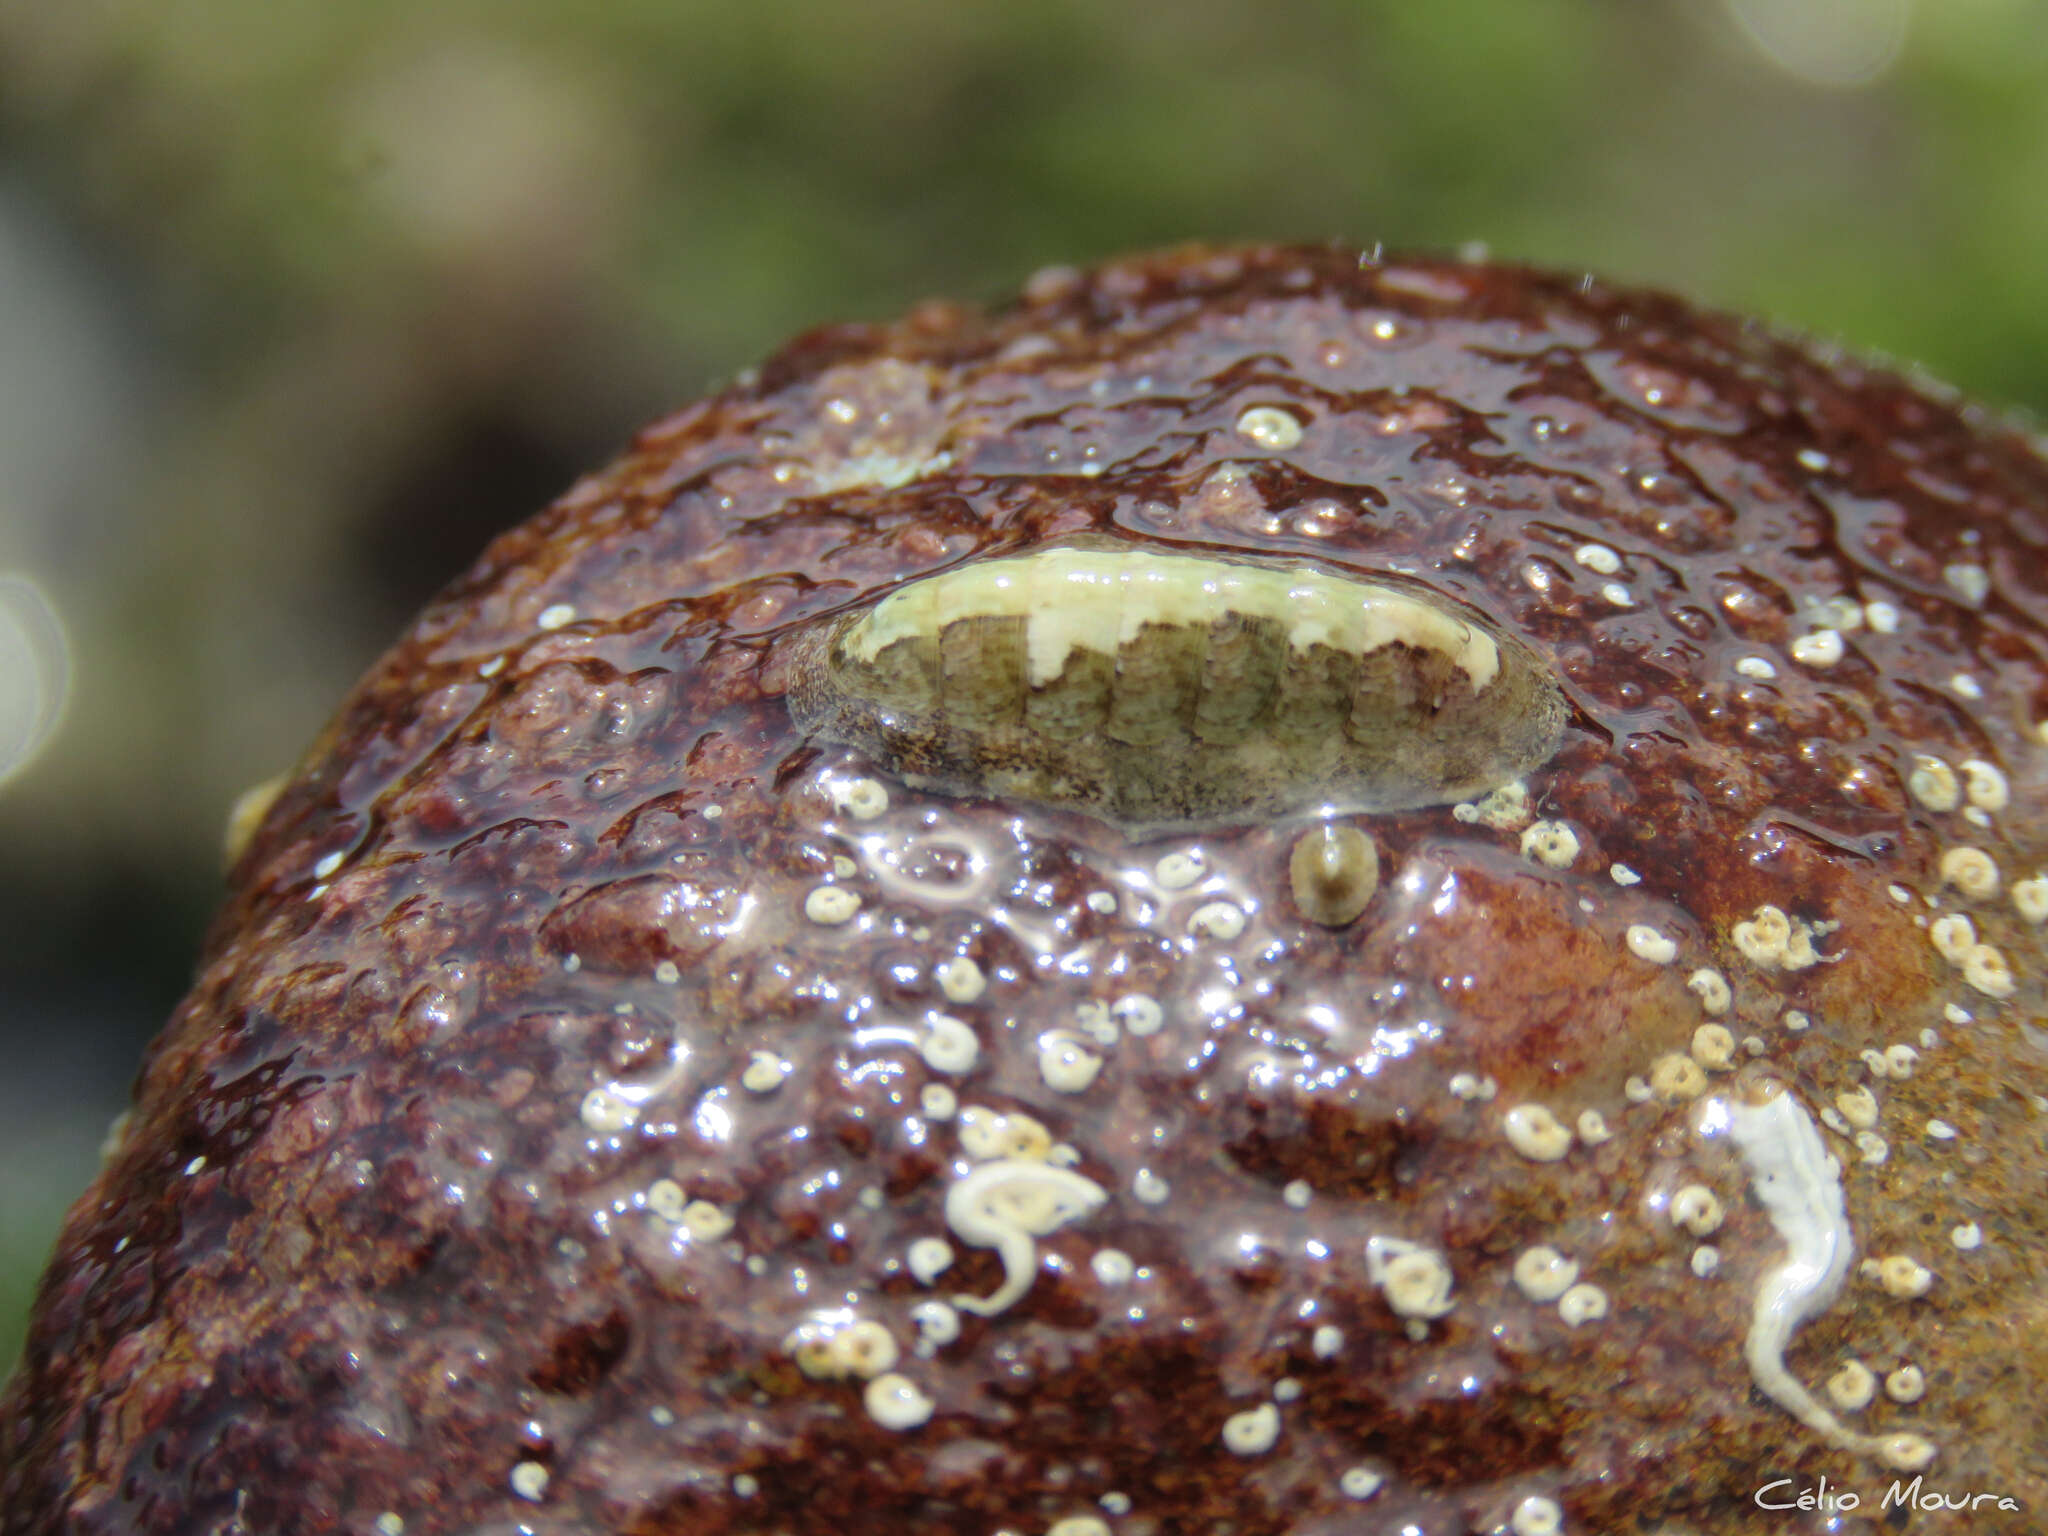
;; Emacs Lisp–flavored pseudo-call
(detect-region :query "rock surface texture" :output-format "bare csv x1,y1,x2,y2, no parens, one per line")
5,245,2047,1536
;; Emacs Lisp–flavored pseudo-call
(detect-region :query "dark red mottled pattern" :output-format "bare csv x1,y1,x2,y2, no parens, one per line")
5,245,2046,1536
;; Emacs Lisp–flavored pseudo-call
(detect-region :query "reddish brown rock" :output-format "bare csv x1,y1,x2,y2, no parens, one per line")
5,245,2047,1536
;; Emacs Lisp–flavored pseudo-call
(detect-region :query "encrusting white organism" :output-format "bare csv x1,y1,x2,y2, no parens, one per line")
945,1158,1108,1316
1717,1083,1936,1473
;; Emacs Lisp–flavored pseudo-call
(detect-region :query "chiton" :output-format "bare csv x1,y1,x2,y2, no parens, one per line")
787,543,1565,828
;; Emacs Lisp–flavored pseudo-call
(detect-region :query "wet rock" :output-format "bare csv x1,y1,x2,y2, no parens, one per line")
5,245,2046,1536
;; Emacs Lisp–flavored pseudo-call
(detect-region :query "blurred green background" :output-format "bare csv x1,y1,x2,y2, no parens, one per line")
4,0,2048,1374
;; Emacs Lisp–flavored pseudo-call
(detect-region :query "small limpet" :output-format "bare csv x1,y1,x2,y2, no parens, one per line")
1288,823,1380,926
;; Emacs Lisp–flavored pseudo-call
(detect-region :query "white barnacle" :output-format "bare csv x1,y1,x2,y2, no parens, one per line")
1131,1167,1170,1204
1510,1496,1564,1536
1520,819,1581,870
1789,629,1845,668
1908,756,1961,813
863,1372,935,1430
1625,924,1678,964
1512,1245,1580,1302
646,1178,689,1224
1112,992,1165,1036
1960,758,2008,811
1686,968,1732,1015
906,1236,955,1286
1929,912,1976,965
1090,1248,1136,1285
832,776,890,820
1731,903,1824,971
908,1299,959,1352
1962,942,2015,998
1879,1434,1939,1472
804,885,861,925
1717,1082,1929,1468
2012,875,2048,924
945,1159,1108,1317
1940,845,2000,901
510,1461,550,1501
1220,1401,1282,1455
957,1106,1052,1162
1455,779,1534,831
1557,1282,1608,1327
1338,1465,1384,1501
1691,1024,1736,1071
1649,1052,1708,1101
786,1315,899,1381
1153,848,1208,889
1876,1254,1933,1298
741,1050,790,1094
1835,1086,1878,1130
580,1087,636,1134
1036,1030,1104,1093
1944,562,1990,606
677,1200,733,1241
934,955,987,1003
1235,405,1304,451
1826,1359,1876,1411
920,1013,981,1075
1187,900,1247,940
1812,594,1863,631
1573,543,1621,575
1503,1104,1573,1162
1365,1236,1455,1320
1670,1184,1725,1237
